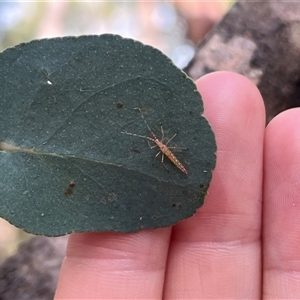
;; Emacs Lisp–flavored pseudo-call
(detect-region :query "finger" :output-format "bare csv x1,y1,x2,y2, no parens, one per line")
55,229,171,299
164,71,265,299
263,108,300,298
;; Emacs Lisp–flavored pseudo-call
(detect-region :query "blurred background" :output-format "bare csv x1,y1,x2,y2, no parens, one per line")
0,1,233,261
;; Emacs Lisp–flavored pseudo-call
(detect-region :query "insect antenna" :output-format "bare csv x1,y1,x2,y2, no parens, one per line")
121,131,154,142
133,107,158,139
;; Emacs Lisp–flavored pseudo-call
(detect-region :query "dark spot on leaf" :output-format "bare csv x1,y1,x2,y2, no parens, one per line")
130,148,141,154
199,183,204,188
152,215,158,220
172,203,182,209
189,110,193,115
64,188,73,196
116,102,123,108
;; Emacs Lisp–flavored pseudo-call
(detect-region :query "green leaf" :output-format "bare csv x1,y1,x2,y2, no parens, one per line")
0,35,216,236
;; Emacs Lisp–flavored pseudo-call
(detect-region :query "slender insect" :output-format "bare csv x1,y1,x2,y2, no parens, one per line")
122,108,188,174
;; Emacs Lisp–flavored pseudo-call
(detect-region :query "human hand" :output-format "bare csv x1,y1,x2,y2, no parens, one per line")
55,71,300,299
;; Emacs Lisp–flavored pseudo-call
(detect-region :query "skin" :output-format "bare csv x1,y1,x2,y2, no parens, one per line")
55,71,300,299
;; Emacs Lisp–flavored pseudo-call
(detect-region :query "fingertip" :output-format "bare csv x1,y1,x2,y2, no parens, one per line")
265,107,300,163
195,71,265,126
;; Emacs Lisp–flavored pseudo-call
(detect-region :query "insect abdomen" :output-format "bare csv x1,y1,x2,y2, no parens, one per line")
167,151,188,174
157,141,188,174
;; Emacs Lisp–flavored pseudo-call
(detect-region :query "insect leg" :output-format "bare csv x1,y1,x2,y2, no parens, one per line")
165,133,177,146
152,150,169,172
160,152,170,172
152,150,161,165
147,140,157,149
167,146,187,150
165,132,187,150
160,124,165,142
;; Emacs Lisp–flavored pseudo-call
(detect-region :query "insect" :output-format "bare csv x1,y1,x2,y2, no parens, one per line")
122,108,187,174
